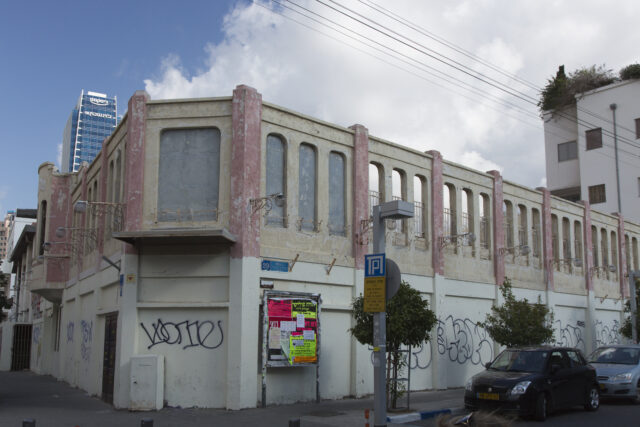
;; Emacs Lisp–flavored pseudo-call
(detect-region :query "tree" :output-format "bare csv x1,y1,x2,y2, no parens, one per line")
538,65,616,114
479,278,554,348
350,281,437,409
621,278,640,341
620,63,640,81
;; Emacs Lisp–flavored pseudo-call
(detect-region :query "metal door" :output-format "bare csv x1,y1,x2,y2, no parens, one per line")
11,324,32,371
101,312,118,404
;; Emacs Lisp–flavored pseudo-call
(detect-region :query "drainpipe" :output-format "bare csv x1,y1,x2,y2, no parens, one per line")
610,103,622,213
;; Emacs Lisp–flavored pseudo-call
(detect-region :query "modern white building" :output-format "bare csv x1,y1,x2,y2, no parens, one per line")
543,78,640,223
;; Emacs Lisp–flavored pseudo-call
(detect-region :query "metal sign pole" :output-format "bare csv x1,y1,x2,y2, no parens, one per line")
372,205,386,427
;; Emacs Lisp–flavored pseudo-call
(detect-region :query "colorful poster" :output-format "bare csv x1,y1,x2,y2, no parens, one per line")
266,295,319,366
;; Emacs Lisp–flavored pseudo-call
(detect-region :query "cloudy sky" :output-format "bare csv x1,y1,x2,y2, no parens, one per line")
1,0,638,217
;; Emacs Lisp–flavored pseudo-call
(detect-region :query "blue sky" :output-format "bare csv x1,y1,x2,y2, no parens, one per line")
1,0,639,217
0,0,236,214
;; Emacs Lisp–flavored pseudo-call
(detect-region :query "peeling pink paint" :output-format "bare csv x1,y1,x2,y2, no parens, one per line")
124,91,150,254
488,170,504,286
78,168,88,276
427,151,443,275
540,188,553,291
350,124,369,270
581,201,594,291
46,173,71,284
230,85,262,259
616,214,628,297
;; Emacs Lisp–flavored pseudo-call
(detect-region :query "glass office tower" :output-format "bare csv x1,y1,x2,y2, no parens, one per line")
61,90,118,173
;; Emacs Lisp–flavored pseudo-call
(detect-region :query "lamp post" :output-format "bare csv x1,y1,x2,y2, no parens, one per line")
371,200,413,427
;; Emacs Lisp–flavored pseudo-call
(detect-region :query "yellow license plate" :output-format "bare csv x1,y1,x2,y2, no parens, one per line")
477,392,499,400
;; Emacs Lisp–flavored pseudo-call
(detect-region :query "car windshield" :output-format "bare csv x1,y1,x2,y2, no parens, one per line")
488,350,549,373
588,347,640,365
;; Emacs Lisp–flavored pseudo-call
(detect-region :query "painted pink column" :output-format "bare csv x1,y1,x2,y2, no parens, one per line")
45,172,71,285
488,170,504,286
97,150,109,257
616,214,629,297
123,91,150,235
350,124,369,270
230,85,262,259
540,188,554,291
427,150,444,275
581,201,594,292
77,168,88,276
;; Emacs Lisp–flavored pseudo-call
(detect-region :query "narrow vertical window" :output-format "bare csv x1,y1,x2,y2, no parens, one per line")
328,152,345,235
601,229,609,278
611,231,618,277
462,189,474,247
503,201,514,251
633,237,639,270
551,214,559,267
158,128,220,221
298,143,317,231
479,193,491,253
518,205,528,247
266,135,286,227
532,208,541,257
392,169,405,232
443,184,456,238
592,226,599,267
414,176,426,238
369,163,382,217
562,217,571,260
574,221,583,266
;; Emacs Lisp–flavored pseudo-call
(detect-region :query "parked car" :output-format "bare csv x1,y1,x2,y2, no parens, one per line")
464,346,600,421
587,345,640,402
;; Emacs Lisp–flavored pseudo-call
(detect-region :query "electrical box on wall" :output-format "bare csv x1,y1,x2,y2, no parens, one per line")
130,354,164,410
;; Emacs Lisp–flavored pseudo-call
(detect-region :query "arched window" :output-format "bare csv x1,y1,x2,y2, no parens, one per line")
414,176,427,238
479,193,491,252
266,134,286,227
299,143,317,231
392,169,405,232
328,152,345,235
503,201,514,250
444,184,456,238
369,163,383,217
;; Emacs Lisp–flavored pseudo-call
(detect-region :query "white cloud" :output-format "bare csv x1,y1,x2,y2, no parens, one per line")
143,0,640,190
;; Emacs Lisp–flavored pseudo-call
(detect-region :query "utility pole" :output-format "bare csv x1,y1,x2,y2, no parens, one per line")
370,200,413,427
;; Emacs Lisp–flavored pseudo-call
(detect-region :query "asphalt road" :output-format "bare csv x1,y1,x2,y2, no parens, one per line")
415,399,640,426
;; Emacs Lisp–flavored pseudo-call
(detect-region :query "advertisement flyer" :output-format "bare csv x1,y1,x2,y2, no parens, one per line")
266,296,318,365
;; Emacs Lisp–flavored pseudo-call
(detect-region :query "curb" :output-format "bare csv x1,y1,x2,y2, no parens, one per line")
387,406,466,424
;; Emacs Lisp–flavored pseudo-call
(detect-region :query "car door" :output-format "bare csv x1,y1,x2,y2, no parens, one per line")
565,349,590,405
548,350,573,408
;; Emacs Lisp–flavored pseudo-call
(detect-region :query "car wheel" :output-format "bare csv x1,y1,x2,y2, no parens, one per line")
534,392,547,421
584,386,600,411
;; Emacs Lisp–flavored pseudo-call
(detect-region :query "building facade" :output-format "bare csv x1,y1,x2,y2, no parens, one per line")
1,85,639,411
544,79,640,223
0,211,14,260
62,90,118,173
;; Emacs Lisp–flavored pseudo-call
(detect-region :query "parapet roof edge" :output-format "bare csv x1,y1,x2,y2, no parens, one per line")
147,96,233,105
579,78,639,98
262,101,356,135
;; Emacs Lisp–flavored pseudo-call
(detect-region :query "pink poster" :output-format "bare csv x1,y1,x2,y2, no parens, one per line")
268,299,292,318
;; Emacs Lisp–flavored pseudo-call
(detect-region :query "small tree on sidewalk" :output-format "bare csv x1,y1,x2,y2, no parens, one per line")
621,278,640,341
479,278,554,348
350,281,436,409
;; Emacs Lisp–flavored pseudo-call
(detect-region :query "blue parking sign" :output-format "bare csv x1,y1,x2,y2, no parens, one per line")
365,253,386,277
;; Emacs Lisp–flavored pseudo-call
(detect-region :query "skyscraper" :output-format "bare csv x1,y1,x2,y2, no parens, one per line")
61,90,118,173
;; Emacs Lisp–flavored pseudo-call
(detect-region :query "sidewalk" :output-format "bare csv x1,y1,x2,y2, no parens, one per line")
0,371,464,427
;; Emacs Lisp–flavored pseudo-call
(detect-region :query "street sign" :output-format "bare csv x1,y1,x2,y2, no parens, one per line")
365,253,386,277
261,259,289,272
364,277,386,312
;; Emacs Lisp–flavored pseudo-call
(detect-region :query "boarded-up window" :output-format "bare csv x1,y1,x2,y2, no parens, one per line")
266,135,286,227
328,152,345,235
588,184,606,204
586,128,602,150
158,128,220,222
299,143,317,231
635,118,640,139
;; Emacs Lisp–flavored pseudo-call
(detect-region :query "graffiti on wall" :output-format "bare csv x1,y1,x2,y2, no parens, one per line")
405,316,493,370
554,320,585,350
140,319,224,350
594,320,621,347
66,321,74,343
80,320,93,361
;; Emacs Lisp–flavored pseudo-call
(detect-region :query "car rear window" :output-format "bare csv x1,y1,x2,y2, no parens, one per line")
589,347,640,365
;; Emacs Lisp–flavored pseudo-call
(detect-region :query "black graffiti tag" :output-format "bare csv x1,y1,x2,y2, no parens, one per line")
140,319,224,350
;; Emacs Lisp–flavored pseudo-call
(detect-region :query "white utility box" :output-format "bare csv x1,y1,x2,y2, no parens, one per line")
130,354,164,410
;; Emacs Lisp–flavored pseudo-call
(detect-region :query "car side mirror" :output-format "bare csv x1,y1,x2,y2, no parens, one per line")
485,362,492,369
551,363,561,374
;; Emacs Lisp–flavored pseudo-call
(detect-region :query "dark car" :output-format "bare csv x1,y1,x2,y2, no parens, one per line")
464,347,600,421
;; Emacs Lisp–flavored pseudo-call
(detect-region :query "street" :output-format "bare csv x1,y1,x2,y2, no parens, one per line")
415,400,640,426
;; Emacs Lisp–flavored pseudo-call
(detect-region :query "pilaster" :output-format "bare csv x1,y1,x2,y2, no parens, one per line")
488,170,504,286
427,151,444,276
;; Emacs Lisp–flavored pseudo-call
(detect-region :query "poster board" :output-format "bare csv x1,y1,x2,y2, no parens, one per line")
263,291,320,367
261,290,321,406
